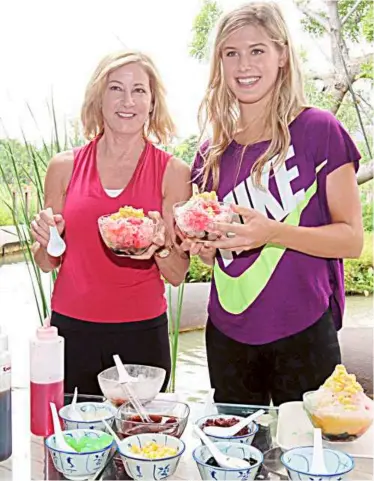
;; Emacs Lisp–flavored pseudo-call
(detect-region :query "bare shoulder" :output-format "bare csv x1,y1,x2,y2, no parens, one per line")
165,156,191,180
163,157,192,200
48,150,74,170
47,150,74,180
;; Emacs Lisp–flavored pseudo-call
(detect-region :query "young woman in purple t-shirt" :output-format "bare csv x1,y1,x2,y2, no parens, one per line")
182,2,363,406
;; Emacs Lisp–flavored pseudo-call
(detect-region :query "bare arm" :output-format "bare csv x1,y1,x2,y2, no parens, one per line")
155,157,192,286
32,151,74,272
268,163,363,258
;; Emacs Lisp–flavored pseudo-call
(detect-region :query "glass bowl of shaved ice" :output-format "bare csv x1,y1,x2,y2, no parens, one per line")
303,364,374,442
173,191,234,242
98,206,157,256
97,364,166,408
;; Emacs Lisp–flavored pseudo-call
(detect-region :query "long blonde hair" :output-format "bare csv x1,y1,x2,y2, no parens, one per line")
199,1,306,189
81,50,176,144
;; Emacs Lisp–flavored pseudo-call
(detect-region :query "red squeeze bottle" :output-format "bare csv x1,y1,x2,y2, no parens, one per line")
30,326,64,436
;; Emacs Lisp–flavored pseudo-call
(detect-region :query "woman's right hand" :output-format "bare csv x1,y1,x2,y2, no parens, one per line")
31,208,65,249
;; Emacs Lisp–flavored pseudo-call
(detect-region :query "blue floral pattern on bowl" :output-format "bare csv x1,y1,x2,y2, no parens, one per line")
45,428,113,480
280,446,355,481
59,401,116,432
118,433,185,480
193,441,263,480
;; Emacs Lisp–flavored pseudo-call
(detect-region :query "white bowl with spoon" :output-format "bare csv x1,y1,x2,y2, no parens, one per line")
196,411,263,445
193,426,263,481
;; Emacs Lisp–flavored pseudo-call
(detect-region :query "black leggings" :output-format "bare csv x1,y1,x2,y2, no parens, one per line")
51,311,171,395
206,309,341,406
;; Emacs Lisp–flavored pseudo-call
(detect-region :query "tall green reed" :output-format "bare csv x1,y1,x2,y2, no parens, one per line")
0,105,63,325
167,283,185,392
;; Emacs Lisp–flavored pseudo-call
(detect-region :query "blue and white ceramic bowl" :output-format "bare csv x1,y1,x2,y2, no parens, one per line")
59,401,116,431
196,414,259,445
45,429,114,480
193,441,263,480
118,433,185,480
281,446,355,481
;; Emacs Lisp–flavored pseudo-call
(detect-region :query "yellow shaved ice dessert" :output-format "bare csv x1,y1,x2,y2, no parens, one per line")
303,364,373,441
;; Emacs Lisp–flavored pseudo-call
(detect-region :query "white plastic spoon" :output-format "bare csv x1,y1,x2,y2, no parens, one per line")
50,402,76,452
69,387,84,421
194,424,250,469
203,409,265,437
113,355,152,423
113,354,138,383
46,207,66,257
310,428,328,474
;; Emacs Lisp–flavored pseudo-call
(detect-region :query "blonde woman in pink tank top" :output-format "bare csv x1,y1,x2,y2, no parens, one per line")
30,51,191,395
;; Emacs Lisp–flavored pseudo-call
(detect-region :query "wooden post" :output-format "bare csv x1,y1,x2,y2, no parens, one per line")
25,190,30,219
12,191,17,214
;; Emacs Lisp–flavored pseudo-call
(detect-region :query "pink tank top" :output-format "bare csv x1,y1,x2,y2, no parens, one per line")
51,136,171,322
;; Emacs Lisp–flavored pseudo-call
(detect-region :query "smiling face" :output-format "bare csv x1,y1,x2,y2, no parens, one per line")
221,24,286,107
101,62,153,136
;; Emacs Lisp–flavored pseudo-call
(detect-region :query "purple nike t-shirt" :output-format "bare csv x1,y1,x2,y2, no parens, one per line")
191,108,361,345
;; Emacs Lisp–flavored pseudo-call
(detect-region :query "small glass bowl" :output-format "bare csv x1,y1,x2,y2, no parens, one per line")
98,214,157,256
114,399,190,439
173,200,234,242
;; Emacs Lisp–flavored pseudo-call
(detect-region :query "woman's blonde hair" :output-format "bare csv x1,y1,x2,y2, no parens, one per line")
81,50,176,144
199,1,306,189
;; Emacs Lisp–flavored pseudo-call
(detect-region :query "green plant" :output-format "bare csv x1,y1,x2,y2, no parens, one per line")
167,283,185,392
0,104,64,325
361,201,373,232
186,255,212,283
344,233,374,296
189,0,222,61
172,135,199,166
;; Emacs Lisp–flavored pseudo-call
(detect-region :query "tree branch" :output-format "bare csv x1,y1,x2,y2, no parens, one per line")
296,2,329,32
355,92,374,112
341,0,364,26
357,160,374,185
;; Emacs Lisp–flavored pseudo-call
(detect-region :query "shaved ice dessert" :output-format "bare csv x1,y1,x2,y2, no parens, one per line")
173,192,234,241
98,206,156,256
303,364,373,441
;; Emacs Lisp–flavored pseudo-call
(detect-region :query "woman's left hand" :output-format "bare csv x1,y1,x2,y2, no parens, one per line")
128,211,167,260
204,205,275,251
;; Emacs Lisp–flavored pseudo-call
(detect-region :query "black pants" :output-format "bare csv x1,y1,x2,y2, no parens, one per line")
206,309,341,406
51,311,171,395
